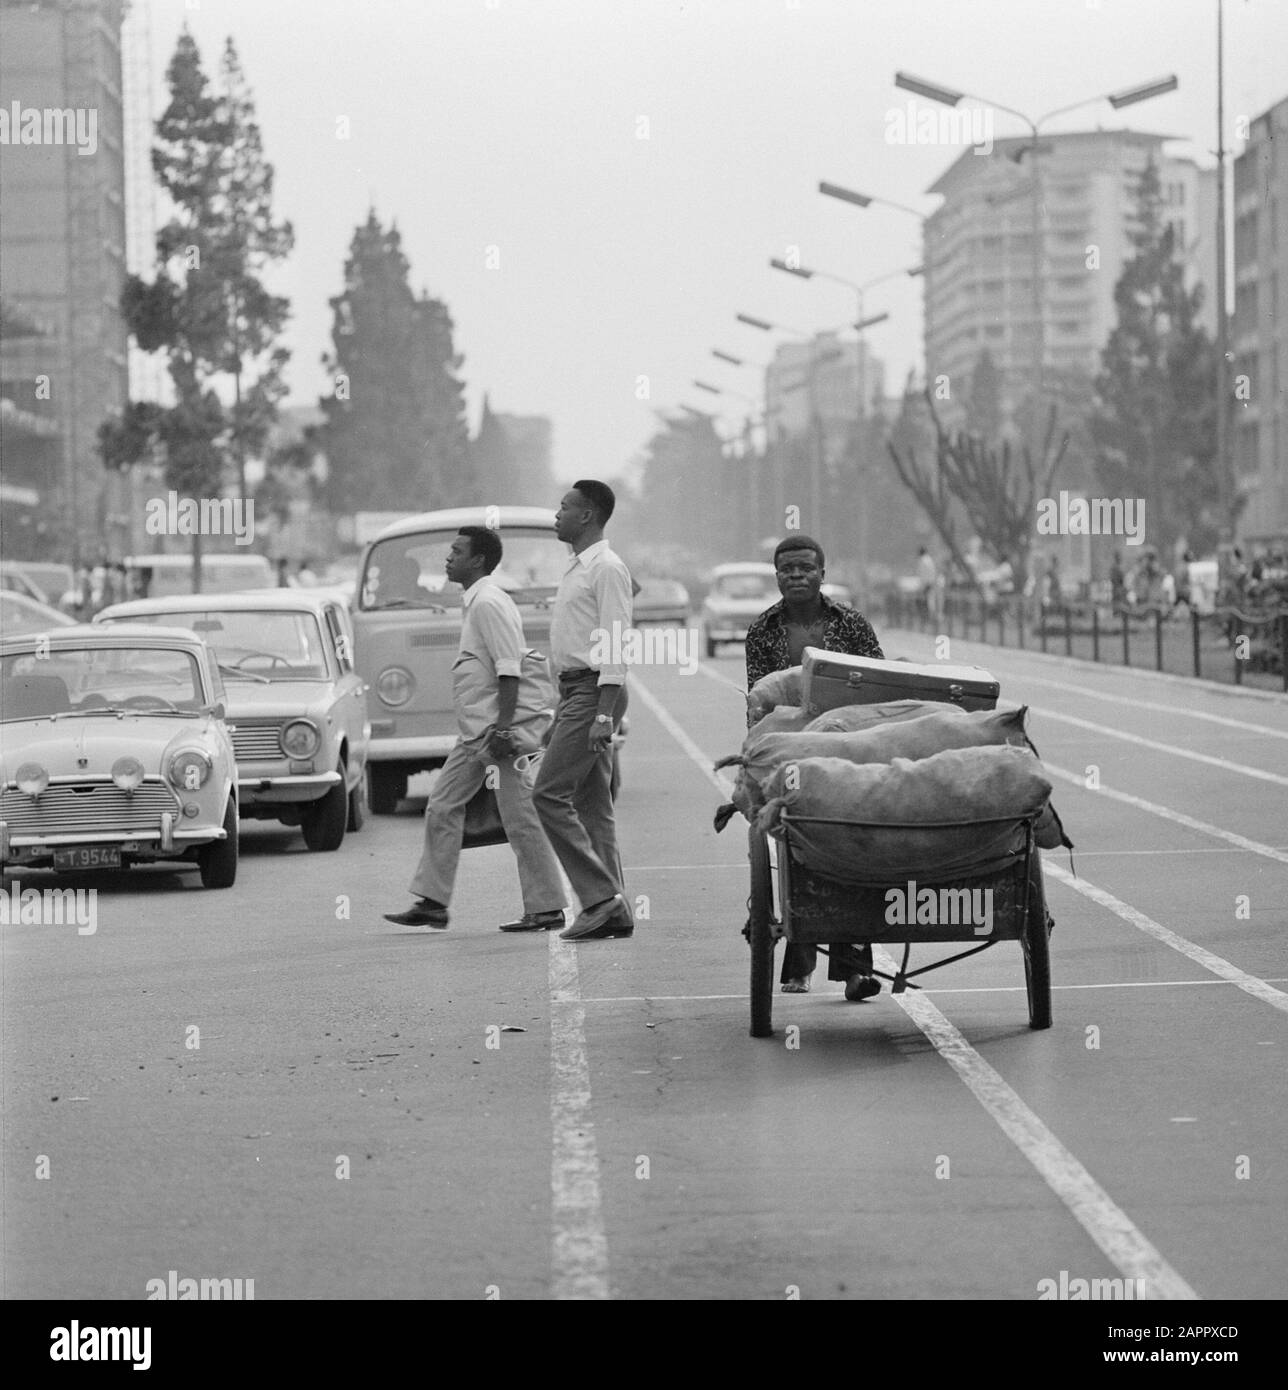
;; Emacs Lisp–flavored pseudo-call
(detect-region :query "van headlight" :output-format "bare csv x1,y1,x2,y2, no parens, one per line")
111,756,146,793
16,762,49,797
168,749,212,790
376,666,414,708
281,720,320,758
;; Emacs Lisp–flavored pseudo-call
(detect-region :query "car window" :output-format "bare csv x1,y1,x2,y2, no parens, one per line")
324,605,351,671
1,645,205,719
359,529,569,610
116,610,329,680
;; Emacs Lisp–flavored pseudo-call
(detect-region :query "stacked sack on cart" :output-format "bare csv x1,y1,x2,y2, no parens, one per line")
713,664,1072,884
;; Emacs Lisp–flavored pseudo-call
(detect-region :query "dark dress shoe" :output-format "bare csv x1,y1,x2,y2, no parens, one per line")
560,897,633,940
383,900,449,928
499,910,566,932
844,973,881,1002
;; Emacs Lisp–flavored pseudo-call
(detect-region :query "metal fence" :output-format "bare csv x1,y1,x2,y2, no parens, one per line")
882,591,1288,693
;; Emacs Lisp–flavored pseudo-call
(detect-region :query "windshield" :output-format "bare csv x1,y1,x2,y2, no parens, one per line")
117,610,329,680
359,528,569,610
1,645,206,720
714,573,776,600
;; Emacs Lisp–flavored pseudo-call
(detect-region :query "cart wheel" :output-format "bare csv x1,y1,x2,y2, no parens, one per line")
749,826,776,1038
1022,860,1052,1030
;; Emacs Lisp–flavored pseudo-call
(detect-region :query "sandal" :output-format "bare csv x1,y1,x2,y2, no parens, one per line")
781,977,811,994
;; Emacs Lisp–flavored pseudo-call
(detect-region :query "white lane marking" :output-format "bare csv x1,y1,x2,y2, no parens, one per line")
635,668,1199,1300
548,931,610,1300
1027,705,1288,789
1016,672,1288,741
1072,847,1265,856
871,943,1198,1301
579,977,1288,1003
1042,860,1288,1016
625,863,747,872
1043,762,1288,868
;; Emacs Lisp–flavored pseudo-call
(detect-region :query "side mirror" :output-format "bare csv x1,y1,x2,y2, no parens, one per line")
204,701,225,721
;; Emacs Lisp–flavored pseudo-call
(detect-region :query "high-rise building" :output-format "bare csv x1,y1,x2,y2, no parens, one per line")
763,333,884,443
0,0,130,566
922,130,1217,432
1233,96,1288,545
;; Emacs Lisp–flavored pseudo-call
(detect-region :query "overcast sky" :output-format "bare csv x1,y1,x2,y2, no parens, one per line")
146,0,1287,484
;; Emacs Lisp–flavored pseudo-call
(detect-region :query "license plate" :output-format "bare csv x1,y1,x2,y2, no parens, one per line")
53,846,122,870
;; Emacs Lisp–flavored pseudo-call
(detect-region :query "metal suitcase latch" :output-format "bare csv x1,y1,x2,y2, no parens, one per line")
948,683,963,700
846,671,864,687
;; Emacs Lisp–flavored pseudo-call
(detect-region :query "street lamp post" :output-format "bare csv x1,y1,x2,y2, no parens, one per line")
892,70,1178,449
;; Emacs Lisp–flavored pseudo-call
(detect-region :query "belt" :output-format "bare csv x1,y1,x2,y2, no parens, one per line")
558,667,598,680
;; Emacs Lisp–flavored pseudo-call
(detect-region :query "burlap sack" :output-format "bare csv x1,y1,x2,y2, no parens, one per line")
757,744,1054,883
746,665,802,723
804,698,969,733
747,704,814,736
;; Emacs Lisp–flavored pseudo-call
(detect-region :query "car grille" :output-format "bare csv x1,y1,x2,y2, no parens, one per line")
1,779,180,833
231,722,283,760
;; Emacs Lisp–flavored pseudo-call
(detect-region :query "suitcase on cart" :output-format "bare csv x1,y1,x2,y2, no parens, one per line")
799,646,999,715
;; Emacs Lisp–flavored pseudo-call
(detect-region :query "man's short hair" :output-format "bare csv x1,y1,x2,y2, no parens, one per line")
458,525,503,574
572,479,616,526
774,535,824,570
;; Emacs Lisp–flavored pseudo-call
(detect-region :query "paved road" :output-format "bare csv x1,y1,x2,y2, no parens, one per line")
4,628,1286,1301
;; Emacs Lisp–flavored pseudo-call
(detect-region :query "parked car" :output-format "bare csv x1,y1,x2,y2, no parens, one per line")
95,591,369,850
0,624,238,887
121,552,275,599
632,578,691,625
0,590,76,637
700,562,779,657
353,506,624,813
0,561,52,604
16,562,75,608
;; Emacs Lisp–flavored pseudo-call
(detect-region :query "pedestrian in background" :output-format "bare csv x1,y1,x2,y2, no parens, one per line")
532,480,634,941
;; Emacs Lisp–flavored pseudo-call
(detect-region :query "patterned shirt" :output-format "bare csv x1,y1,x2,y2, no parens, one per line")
744,592,884,690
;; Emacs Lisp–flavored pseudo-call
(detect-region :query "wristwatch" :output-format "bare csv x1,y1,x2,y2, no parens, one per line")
594,715,613,727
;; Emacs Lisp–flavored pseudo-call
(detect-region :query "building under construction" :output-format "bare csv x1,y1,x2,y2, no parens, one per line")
0,0,131,568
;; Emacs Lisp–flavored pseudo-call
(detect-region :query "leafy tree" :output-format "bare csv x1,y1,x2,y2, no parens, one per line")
1090,157,1221,553
99,31,293,588
631,412,727,556
320,212,473,512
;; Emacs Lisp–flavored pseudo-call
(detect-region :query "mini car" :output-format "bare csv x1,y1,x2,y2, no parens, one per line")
632,578,691,625
700,562,779,657
96,591,370,850
0,624,238,887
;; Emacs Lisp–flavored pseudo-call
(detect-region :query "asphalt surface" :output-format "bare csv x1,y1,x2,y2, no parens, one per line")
3,627,1286,1302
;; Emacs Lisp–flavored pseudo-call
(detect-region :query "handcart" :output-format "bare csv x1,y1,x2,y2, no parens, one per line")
747,812,1052,1037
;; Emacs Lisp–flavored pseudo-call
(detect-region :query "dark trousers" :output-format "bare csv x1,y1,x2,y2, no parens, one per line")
532,671,627,911
781,940,873,984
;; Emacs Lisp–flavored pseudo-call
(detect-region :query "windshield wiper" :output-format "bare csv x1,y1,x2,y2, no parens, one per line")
218,663,270,685
365,599,448,613
49,707,198,720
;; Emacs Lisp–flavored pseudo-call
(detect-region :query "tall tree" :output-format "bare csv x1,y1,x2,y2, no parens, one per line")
320,212,473,513
1090,157,1221,554
99,30,293,587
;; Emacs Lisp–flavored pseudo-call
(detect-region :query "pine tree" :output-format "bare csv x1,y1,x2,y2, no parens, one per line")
319,213,473,512
1090,157,1219,553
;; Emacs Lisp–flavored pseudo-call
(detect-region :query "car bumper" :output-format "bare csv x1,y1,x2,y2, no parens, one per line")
1,819,224,863
366,735,457,762
237,771,343,803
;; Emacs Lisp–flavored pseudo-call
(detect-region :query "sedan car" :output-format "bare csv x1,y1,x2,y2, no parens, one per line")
0,590,76,637
700,562,779,657
96,591,369,851
632,578,691,625
0,625,238,887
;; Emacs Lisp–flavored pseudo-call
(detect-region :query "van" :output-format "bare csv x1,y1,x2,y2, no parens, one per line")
122,552,274,598
353,506,571,813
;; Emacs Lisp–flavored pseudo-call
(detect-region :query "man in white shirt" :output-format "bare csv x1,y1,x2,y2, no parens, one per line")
384,526,567,932
533,480,635,941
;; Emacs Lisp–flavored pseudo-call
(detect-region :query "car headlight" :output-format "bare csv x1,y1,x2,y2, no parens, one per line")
376,666,414,708
111,756,146,793
281,719,320,758
168,748,212,790
16,762,49,797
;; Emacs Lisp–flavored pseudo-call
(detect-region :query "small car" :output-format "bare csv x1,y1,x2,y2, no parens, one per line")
700,562,779,657
632,578,691,625
0,624,238,887
95,591,369,850
0,590,76,637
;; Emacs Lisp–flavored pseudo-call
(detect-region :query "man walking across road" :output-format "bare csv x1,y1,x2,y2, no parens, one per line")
532,480,635,942
384,526,567,932
744,535,884,999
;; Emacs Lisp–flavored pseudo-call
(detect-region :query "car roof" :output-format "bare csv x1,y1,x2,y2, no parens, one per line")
710,562,777,577
371,505,557,543
96,591,340,618
120,553,272,568
1,621,209,653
